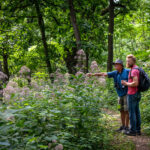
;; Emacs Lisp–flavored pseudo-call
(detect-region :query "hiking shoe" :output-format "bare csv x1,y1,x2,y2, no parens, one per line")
125,131,136,136
124,127,129,132
116,126,125,132
122,126,129,134
136,131,141,136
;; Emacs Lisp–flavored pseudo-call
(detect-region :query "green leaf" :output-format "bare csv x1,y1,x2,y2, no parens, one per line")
44,135,57,141
0,141,10,146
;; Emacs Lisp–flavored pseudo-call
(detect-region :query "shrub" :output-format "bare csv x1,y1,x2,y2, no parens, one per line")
0,74,112,150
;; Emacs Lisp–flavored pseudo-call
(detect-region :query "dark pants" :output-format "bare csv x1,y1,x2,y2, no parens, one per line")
127,92,141,133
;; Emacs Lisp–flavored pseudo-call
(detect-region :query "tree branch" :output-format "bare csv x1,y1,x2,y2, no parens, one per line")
101,7,109,16
114,3,126,8
10,15,37,18
0,30,11,32
101,2,126,16
10,4,31,12
114,10,124,18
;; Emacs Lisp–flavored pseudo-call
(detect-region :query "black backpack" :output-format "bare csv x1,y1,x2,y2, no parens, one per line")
130,67,150,92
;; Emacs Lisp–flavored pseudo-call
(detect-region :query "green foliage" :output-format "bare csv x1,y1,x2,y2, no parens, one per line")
0,75,113,150
0,0,150,148
0,0,149,75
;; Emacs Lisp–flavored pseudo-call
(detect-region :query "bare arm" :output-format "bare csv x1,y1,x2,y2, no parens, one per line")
87,72,108,77
122,76,139,87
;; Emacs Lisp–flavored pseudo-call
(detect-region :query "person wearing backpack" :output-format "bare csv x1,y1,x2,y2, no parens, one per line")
88,60,130,133
122,54,150,136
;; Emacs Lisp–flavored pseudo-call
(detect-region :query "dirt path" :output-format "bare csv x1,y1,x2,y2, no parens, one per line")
103,109,150,150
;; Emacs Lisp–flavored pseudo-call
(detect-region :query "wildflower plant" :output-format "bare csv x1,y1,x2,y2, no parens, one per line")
0,65,111,150
75,49,86,73
19,66,31,86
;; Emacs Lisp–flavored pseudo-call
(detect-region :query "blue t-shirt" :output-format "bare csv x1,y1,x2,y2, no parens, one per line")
107,68,130,97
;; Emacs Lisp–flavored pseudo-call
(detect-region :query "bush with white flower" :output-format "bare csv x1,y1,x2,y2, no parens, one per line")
0,63,112,150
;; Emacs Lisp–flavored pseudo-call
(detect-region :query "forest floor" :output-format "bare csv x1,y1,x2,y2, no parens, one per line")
103,109,150,150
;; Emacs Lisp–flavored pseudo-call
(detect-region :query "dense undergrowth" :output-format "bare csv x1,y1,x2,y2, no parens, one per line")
0,64,149,150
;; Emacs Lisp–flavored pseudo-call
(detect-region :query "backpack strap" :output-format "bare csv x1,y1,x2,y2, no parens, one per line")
129,67,139,79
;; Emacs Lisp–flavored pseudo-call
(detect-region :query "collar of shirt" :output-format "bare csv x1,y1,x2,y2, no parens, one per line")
117,68,124,74
131,65,138,69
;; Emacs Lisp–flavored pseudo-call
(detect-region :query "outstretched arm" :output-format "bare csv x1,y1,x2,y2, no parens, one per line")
87,72,108,77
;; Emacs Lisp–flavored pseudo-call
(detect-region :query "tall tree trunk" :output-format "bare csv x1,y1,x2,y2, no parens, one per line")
107,0,114,71
85,51,89,73
34,0,52,78
0,61,2,71
2,49,9,80
67,0,89,74
0,61,3,101
68,0,81,50
64,47,77,74
0,61,7,101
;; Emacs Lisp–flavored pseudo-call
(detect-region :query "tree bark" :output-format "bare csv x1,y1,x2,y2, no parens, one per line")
64,47,77,74
0,61,7,101
0,61,3,101
85,51,89,73
66,0,86,74
68,0,81,50
2,49,9,80
34,0,52,78
107,0,114,71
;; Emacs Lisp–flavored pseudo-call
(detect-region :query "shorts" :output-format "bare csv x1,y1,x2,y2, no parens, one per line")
118,95,128,111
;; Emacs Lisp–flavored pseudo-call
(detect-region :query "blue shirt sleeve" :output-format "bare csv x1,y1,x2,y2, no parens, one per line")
107,71,117,78
125,69,130,75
